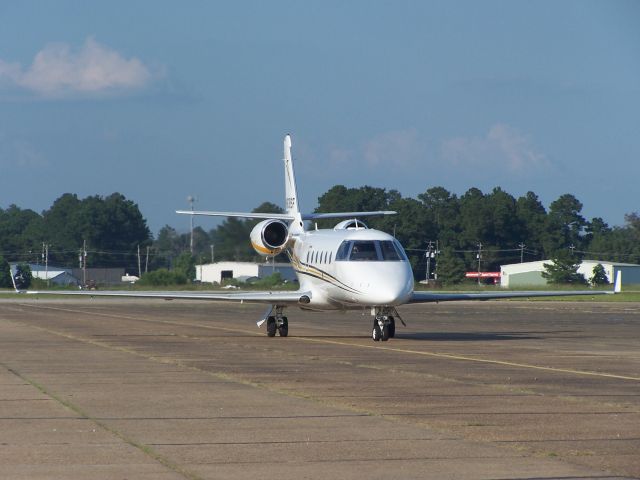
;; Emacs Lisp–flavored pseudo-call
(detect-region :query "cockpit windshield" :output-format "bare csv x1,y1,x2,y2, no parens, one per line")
335,240,408,262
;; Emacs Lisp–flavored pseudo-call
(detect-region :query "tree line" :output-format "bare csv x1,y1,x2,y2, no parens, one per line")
1,187,638,284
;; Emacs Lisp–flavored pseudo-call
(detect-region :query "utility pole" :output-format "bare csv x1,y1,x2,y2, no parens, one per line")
518,242,526,263
476,242,483,286
145,246,150,273
425,241,435,282
569,244,576,256
210,244,214,264
43,243,49,287
434,240,439,280
187,195,196,255
137,244,142,278
82,240,87,287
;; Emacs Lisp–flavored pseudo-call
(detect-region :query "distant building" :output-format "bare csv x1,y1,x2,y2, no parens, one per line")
10,263,79,286
500,260,640,287
195,261,296,284
71,268,125,286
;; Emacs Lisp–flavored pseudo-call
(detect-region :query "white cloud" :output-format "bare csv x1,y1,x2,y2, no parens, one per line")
362,129,424,167
0,37,152,97
0,133,48,168
442,124,549,173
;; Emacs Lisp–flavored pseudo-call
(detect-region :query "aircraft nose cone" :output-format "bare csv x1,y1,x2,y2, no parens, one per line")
366,275,412,305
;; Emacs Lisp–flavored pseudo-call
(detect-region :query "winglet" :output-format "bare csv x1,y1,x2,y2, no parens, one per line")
614,270,622,293
10,268,19,293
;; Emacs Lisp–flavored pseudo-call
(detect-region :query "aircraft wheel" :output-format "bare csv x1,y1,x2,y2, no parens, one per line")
266,316,277,337
372,320,382,342
278,316,288,337
381,324,390,341
388,317,395,338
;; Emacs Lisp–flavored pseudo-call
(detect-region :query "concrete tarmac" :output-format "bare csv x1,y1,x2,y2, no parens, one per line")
0,298,638,479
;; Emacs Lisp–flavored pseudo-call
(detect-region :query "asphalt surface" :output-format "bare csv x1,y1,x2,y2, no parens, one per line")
0,297,638,479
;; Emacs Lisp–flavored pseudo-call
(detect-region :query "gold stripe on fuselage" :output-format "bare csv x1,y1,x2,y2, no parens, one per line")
288,251,362,295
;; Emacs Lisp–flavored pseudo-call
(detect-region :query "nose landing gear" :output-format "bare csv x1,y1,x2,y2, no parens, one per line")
372,316,394,341
371,307,404,342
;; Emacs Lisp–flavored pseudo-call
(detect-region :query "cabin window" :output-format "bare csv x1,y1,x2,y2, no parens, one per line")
306,251,310,263
329,252,332,263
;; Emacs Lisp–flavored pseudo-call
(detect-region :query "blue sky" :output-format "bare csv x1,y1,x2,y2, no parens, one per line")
1,1,638,235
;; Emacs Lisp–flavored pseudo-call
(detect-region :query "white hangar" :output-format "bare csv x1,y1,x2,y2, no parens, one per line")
195,261,296,284
500,260,640,287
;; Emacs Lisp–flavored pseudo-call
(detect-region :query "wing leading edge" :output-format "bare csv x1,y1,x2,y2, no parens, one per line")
411,269,621,303
409,289,614,303
22,289,311,305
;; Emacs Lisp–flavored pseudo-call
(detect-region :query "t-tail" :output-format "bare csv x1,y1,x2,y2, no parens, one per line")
283,134,300,218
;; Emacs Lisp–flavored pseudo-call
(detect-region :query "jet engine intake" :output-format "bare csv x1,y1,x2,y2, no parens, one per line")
250,219,289,256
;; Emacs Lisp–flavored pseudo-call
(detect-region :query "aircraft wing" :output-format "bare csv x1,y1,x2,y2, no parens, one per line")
22,289,311,305
411,271,621,303
409,288,615,303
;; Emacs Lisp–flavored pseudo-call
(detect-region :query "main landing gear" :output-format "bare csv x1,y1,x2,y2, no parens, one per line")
261,305,288,337
371,307,404,342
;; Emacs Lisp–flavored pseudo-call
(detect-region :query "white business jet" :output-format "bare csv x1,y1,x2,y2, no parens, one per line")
24,135,620,341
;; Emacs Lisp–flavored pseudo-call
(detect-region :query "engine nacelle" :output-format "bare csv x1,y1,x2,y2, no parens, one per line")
250,219,289,256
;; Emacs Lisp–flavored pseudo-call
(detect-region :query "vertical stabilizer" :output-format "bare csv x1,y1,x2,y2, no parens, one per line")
283,134,300,216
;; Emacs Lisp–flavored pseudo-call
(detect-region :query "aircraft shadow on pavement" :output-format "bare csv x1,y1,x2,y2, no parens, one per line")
394,331,544,341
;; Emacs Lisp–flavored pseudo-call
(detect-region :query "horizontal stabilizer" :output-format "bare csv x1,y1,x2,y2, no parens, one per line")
177,210,294,220
302,211,396,220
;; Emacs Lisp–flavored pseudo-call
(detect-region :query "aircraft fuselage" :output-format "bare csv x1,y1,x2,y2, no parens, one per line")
288,227,414,310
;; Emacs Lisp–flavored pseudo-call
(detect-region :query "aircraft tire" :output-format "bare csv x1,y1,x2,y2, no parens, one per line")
278,317,289,337
381,324,390,341
388,317,395,338
372,321,382,342
267,316,277,337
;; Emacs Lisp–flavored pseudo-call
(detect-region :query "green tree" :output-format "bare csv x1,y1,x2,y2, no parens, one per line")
486,187,520,248
138,268,187,286
173,252,196,281
516,191,546,258
0,205,45,258
0,256,12,288
590,263,608,285
544,194,586,255
42,193,151,270
436,248,466,285
417,187,459,247
542,249,586,285
458,188,491,248
152,225,184,269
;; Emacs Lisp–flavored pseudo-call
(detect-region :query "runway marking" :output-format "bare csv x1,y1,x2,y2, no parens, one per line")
10,303,640,383
295,337,640,382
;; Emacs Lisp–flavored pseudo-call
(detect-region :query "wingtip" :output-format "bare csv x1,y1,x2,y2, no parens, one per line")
614,270,622,293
